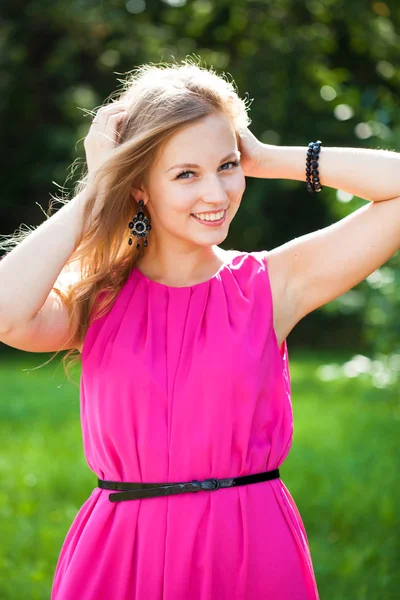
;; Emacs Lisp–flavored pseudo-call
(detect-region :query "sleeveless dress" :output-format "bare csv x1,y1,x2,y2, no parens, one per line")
51,250,320,600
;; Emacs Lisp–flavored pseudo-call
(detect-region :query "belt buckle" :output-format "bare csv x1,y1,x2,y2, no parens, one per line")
179,478,221,494
199,478,220,491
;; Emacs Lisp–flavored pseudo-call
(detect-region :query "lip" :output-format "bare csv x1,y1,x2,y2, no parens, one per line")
192,208,228,215
191,209,227,227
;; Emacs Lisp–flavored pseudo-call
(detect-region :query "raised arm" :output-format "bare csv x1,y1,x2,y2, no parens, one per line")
245,137,400,202
0,102,127,352
247,142,400,339
0,192,87,334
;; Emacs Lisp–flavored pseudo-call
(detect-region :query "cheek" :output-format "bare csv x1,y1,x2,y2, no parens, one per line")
232,173,246,198
181,193,197,207
173,190,200,213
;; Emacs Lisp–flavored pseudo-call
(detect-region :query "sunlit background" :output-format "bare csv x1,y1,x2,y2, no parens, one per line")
1,1,400,598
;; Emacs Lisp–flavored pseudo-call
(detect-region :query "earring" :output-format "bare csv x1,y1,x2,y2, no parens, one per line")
128,200,152,250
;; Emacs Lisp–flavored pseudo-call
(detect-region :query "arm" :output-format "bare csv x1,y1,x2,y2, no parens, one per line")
269,198,400,337
254,144,400,202
0,191,87,334
252,143,400,334
0,102,127,337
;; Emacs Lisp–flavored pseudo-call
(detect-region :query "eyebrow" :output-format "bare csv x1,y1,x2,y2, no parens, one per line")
166,151,240,172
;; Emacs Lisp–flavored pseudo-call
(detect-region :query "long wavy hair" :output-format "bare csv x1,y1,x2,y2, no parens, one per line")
2,57,252,383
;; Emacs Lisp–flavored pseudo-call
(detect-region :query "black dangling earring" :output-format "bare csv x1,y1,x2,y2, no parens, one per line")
128,200,152,250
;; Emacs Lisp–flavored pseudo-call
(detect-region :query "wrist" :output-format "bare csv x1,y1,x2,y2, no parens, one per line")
247,143,276,179
257,144,308,181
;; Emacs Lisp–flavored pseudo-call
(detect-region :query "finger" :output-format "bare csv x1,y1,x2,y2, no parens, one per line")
107,112,128,141
87,113,128,147
108,111,128,125
91,103,127,126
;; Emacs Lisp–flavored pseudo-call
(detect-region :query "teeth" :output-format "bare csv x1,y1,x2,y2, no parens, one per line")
192,210,225,221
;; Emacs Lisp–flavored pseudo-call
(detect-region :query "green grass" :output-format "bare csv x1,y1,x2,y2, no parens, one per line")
0,348,399,599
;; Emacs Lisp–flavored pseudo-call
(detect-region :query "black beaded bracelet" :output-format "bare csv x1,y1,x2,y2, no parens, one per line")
306,140,323,192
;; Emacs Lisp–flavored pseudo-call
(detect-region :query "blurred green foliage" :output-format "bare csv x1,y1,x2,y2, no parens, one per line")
1,1,399,368
0,349,399,599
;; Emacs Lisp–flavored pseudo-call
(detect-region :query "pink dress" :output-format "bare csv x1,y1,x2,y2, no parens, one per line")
51,250,319,600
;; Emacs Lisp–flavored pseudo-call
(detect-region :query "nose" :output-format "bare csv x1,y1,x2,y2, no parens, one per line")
202,175,229,205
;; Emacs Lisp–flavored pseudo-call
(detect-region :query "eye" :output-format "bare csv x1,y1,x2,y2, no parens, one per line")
176,160,241,180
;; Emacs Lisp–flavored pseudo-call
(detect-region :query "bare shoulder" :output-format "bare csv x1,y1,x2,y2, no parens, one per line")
220,247,243,261
261,249,300,347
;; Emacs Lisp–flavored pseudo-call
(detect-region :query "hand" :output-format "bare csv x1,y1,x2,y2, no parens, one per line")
84,101,128,178
237,127,274,178
76,102,128,238
80,102,128,231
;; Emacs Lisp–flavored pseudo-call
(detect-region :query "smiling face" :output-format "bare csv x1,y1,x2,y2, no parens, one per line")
131,111,246,253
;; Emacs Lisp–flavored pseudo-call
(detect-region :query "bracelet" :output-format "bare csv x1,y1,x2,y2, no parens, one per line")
306,140,323,192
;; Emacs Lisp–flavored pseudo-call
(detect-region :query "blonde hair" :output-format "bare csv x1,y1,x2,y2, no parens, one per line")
2,56,251,383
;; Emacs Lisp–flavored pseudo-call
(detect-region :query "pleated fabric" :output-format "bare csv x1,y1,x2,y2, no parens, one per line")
51,250,319,600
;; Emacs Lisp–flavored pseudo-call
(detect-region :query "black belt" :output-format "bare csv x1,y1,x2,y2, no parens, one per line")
98,468,280,502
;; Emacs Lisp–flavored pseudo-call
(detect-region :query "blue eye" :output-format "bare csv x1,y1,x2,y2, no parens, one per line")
176,160,240,180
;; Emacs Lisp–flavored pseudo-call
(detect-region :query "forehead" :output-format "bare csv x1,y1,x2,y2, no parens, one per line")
159,113,237,163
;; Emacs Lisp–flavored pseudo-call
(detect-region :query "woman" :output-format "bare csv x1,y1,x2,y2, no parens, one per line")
0,59,399,600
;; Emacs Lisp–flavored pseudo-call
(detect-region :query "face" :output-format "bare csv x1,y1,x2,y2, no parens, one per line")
132,111,246,252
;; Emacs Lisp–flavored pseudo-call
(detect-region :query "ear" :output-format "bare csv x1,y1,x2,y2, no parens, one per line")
130,184,149,205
